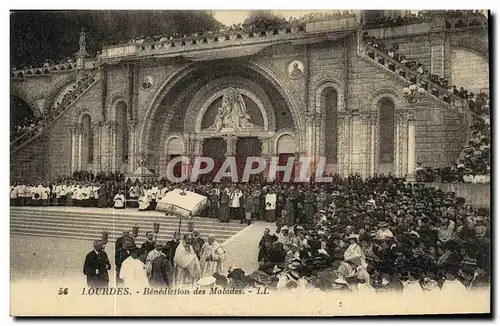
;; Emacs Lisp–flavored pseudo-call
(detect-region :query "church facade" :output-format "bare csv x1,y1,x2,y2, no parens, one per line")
10,11,489,181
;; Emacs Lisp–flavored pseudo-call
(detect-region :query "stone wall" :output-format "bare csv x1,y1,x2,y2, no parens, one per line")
450,48,489,94
423,182,490,208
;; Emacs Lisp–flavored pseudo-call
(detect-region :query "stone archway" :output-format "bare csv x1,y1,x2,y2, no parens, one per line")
138,60,303,158
11,84,42,117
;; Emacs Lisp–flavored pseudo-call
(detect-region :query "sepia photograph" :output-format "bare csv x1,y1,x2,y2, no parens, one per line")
8,8,491,317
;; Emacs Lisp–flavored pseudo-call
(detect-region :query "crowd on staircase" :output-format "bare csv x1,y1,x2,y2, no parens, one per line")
11,73,96,144
81,174,489,294
10,115,44,140
362,33,490,184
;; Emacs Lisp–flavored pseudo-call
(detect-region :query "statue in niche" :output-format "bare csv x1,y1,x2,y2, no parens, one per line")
208,88,256,133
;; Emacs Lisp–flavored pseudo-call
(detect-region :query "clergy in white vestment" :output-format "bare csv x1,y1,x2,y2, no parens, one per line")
138,190,151,211
17,184,27,205
173,234,201,287
145,241,165,279
264,190,277,222
199,235,226,278
31,184,42,205
10,184,18,206
114,191,126,209
40,184,50,206
119,248,149,290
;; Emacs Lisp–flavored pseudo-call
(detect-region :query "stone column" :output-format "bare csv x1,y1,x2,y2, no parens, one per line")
108,121,118,171
70,123,79,173
127,120,138,173
337,112,349,176
406,110,416,181
77,123,83,171
369,113,377,177
92,121,102,174
395,111,410,177
394,113,401,177
224,134,238,156
360,111,371,178
304,112,315,164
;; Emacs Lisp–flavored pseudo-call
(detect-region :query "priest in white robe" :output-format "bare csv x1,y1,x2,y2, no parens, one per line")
173,234,201,287
114,191,126,209
119,248,149,290
138,189,151,211
199,235,226,277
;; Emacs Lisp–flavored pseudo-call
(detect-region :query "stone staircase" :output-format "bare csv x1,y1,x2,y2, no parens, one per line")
10,71,101,155
10,207,246,244
356,39,474,159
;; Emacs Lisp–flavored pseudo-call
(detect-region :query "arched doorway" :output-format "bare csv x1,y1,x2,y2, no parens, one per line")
321,88,338,171
165,137,184,179
139,61,301,170
378,98,395,175
276,134,297,181
10,95,37,140
116,101,129,170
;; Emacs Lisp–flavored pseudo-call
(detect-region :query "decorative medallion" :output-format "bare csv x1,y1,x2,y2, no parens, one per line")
141,75,154,90
287,60,305,79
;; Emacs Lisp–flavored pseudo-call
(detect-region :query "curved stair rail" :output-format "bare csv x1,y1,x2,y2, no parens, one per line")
11,71,101,154
356,41,474,160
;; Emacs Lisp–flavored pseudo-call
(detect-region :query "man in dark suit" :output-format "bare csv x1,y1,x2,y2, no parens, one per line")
141,231,156,254
115,231,135,284
83,240,111,288
163,231,180,265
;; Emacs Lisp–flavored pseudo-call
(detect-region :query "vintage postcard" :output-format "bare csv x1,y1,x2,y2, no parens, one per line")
10,9,490,316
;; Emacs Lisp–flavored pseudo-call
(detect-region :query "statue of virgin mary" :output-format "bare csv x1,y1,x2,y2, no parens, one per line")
208,88,255,132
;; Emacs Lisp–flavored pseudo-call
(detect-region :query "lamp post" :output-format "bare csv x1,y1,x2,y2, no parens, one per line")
402,84,425,104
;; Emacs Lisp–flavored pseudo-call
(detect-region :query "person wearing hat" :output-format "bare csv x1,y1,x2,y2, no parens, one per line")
344,234,364,263
141,231,156,254
375,222,393,240
83,240,111,288
285,244,301,266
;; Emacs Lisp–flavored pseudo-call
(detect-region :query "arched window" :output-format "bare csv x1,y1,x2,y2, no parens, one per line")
321,88,338,164
81,114,93,164
116,101,129,163
378,98,395,165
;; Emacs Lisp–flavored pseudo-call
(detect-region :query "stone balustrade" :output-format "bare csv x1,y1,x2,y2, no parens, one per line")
10,72,99,151
445,14,488,30
422,182,490,208
100,25,308,59
11,59,99,80
360,42,468,113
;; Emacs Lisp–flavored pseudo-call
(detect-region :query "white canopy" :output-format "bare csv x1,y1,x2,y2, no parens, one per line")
156,189,208,218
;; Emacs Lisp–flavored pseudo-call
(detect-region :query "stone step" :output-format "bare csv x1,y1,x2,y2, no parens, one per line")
10,209,241,226
10,207,246,245
10,218,239,236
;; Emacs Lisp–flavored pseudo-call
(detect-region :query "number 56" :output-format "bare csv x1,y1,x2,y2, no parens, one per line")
58,288,68,295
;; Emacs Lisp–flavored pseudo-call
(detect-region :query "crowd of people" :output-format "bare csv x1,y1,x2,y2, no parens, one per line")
118,11,360,48
11,115,44,140
80,174,490,293
362,33,490,184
